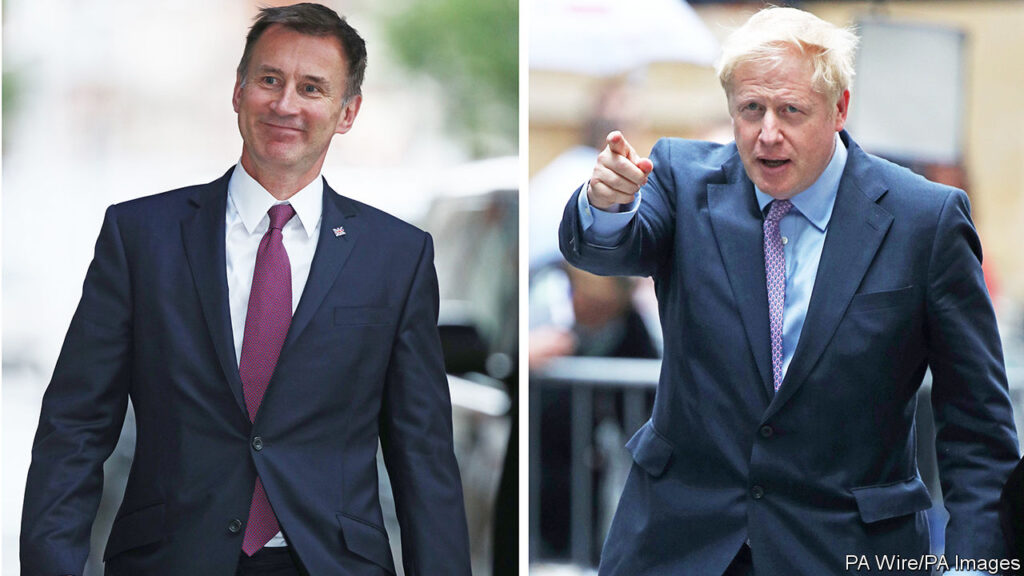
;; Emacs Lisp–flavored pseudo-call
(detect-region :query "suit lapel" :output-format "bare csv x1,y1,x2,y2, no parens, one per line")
283,180,360,352
708,153,774,398
766,136,893,418
181,168,250,416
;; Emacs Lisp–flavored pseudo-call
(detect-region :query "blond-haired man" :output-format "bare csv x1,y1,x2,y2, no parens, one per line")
561,7,1018,575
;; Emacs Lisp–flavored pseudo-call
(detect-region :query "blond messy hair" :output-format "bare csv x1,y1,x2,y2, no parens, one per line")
716,6,859,103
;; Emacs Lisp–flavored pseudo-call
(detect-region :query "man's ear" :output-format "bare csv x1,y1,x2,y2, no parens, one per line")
232,75,243,113
335,94,362,135
834,89,850,132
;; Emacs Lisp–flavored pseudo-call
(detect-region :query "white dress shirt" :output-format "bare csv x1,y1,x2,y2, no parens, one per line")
225,162,323,547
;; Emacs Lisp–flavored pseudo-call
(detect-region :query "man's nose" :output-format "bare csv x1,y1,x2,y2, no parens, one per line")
270,85,300,115
758,111,783,145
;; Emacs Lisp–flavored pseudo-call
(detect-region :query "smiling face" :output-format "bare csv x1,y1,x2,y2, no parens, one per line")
232,24,361,192
727,48,849,199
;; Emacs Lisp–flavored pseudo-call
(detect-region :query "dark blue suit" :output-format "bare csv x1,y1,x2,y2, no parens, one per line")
560,132,1019,575
22,168,471,575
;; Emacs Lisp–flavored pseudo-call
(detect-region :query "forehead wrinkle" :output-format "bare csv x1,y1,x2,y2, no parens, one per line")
742,87,814,107
251,34,345,77
730,69,818,108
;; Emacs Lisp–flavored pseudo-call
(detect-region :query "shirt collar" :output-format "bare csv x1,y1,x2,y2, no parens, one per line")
227,162,323,239
755,132,847,232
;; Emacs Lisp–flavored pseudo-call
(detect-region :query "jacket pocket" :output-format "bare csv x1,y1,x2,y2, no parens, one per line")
103,503,166,560
625,420,674,478
851,476,932,523
334,306,393,326
336,512,397,574
848,286,915,314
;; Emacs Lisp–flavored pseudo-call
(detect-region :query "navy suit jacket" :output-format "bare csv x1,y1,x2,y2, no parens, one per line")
560,132,1019,575
21,168,471,576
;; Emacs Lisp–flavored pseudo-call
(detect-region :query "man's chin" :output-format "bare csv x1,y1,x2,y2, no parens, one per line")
254,146,304,167
243,151,307,176
752,178,792,199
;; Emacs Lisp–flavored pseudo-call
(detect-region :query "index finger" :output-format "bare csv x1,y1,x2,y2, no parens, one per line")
606,131,640,165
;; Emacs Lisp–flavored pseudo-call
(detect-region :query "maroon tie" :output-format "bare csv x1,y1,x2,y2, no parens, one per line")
239,203,295,555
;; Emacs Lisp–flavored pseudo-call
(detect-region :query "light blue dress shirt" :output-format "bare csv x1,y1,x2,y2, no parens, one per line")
580,133,846,383
752,136,845,381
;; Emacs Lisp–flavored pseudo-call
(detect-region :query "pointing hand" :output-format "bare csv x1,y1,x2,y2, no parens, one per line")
587,131,654,210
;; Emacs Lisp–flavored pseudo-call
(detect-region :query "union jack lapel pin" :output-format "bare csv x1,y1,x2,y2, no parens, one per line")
333,226,346,237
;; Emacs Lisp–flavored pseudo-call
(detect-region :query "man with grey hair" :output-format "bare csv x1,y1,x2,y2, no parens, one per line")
22,3,471,575
560,6,1018,575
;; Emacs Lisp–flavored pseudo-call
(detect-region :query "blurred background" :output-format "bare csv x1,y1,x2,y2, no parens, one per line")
2,0,517,574
529,0,1024,573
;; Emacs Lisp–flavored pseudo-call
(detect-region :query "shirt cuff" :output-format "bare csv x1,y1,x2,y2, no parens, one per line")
577,180,640,246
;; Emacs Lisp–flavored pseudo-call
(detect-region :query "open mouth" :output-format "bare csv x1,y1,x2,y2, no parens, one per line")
760,159,789,168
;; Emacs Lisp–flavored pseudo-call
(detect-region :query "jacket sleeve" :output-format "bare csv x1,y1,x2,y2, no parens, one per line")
926,188,1020,559
559,138,677,278
379,233,472,576
21,203,134,569
21,205,134,576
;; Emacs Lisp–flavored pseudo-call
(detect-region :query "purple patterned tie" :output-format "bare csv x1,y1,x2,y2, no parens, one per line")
764,199,793,392
239,203,295,555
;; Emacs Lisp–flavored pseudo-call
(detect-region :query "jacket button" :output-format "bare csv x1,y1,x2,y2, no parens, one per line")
751,485,765,500
228,519,243,533
759,425,774,438
252,436,263,451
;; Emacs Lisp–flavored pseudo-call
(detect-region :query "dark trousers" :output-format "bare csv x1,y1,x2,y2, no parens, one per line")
235,547,308,576
722,543,754,576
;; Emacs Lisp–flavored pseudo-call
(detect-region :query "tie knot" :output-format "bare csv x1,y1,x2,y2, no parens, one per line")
766,199,793,224
267,203,296,231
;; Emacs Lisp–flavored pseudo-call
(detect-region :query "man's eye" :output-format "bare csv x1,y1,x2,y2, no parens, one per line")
786,105,799,113
743,102,761,112
262,76,279,86
303,84,320,94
